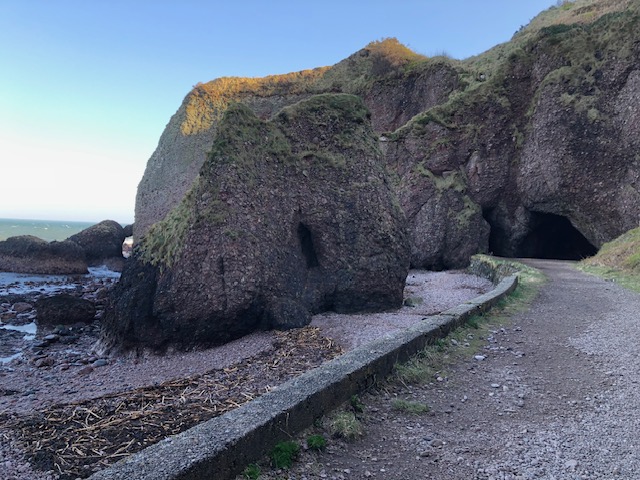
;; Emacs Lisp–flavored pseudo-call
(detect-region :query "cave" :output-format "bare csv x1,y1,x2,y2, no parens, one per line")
297,223,319,268
519,212,597,260
485,210,598,260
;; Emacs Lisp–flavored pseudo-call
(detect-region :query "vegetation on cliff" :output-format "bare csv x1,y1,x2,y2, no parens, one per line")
465,0,636,76
180,38,435,136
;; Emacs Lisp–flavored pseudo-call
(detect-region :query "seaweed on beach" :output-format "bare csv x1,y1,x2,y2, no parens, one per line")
5,326,342,479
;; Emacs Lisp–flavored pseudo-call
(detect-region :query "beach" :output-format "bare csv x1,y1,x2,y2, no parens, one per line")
0,261,492,479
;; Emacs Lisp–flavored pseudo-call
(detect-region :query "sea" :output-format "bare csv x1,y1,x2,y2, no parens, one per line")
0,218,123,363
0,218,96,242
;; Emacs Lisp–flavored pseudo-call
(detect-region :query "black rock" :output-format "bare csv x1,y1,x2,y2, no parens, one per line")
35,295,96,325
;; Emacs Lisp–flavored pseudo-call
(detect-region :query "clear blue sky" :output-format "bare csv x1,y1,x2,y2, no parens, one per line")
0,0,556,224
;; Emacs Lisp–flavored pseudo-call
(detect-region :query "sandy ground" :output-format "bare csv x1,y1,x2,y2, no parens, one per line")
0,269,491,479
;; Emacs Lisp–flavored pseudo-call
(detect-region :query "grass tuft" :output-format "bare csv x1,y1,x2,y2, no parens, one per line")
391,399,431,414
270,441,300,469
580,226,640,292
306,434,327,451
329,411,363,440
243,463,261,479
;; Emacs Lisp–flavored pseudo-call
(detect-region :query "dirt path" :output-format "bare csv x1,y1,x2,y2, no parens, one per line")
257,260,640,479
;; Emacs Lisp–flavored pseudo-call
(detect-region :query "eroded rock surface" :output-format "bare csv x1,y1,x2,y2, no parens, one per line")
103,95,410,351
35,294,97,325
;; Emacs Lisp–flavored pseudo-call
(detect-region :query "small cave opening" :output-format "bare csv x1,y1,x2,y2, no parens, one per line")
484,209,510,258
297,223,319,268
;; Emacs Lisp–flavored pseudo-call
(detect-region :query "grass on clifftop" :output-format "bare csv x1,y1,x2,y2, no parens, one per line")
580,226,640,292
465,0,635,76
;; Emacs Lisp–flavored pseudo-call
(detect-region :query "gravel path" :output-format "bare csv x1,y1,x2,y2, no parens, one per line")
255,260,640,479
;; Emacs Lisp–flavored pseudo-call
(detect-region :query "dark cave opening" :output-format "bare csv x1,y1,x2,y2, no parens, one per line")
484,210,598,260
297,223,319,268
519,212,597,260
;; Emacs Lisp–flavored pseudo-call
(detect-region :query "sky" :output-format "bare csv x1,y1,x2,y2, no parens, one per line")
0,0,558,224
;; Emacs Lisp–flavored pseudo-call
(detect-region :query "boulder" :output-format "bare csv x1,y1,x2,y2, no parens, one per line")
67,220,126,265
102,95,410,352
0,235,88,274
35,294,96,325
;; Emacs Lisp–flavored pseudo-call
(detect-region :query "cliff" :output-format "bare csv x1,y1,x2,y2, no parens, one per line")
110,0,640,350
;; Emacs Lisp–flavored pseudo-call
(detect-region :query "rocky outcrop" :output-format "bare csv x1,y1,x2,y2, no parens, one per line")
134,40,461,240
102,95,410,352
135,3,640,267
0,236,87,274
112,2,640,350
67,220,126,265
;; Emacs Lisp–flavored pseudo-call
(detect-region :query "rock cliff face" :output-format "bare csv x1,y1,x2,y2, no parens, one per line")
103,95,410,351
134,40,461,240
112,0,640,350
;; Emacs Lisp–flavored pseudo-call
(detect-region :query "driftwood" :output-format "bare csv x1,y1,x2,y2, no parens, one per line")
4,327,342,479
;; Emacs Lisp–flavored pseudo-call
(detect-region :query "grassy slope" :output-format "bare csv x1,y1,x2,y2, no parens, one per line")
580,227,640,292
395,0,640,141
465,0,634,76
180,38,429,136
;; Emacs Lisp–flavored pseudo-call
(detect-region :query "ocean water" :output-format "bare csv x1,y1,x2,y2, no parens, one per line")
0,218,95,242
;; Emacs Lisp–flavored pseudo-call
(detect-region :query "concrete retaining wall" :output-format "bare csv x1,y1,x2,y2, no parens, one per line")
90,273,518,480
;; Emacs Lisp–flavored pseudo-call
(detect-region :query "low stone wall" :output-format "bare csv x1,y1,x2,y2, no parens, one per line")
90,270,518,480
467,254,520,284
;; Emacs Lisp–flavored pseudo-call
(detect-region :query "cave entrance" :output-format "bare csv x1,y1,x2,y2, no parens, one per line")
483,209,597,260
519,212,597,260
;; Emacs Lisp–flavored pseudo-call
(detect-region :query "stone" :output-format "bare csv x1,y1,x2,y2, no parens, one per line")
33,357,54,368
122,224,133,238
403,296,424,307
92,359,108,368
102,95,410,352
12,302,33,314
0,236,87,274
53,325,72,336
564,459,578,470
35,295,96,325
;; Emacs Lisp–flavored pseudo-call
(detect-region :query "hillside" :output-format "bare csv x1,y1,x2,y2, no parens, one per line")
581,227,640,291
